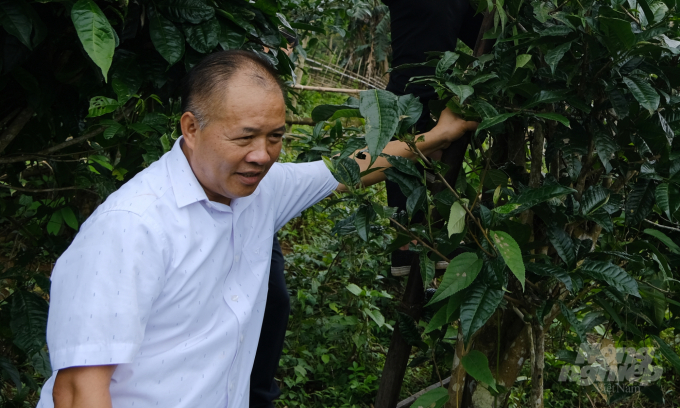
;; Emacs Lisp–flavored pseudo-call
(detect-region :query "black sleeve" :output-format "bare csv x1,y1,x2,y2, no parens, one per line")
458,3,484,50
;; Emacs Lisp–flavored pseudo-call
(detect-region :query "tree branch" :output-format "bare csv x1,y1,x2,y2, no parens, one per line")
643,219,680,233
389,217,450,262
0,106,34,154
0,184,97,194
0,104,134,164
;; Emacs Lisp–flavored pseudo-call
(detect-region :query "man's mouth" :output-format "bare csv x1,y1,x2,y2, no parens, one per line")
236,171,262,185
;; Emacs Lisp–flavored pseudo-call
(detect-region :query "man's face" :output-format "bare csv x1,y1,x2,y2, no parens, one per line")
181,72,286,205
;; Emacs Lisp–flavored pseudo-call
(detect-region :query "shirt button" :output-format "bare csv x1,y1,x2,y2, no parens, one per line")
231,295,238,302
240,335,244,343
229,383,233,391
234,254,240,262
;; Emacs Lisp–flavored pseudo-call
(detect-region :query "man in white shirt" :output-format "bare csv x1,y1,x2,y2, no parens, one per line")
39,50,476,408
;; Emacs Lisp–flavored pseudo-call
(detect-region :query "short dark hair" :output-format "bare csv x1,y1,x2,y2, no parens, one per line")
180,50,285,129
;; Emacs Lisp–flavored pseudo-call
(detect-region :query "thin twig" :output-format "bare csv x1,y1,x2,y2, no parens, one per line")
0,106,34,154
620,5,640,24
0,103,134,164
504,294,524,306
412,144,498,255
0,184,97,194
643,219,680,233
389,217,450,262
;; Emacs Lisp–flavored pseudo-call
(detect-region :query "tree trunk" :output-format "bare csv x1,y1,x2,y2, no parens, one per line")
530,321,545,408
374,260,425,408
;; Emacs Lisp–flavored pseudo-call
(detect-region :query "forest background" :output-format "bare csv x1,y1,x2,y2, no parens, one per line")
1,0,680,407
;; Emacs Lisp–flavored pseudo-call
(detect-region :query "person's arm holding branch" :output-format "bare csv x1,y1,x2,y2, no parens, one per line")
337,107,478,191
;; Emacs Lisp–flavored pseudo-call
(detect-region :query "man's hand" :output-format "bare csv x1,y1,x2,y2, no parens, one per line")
335,107,478,191
53,365,117,408
429,107,479,149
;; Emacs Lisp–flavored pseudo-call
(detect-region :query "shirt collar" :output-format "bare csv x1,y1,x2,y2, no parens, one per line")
166,137,261,214
167,136,210,209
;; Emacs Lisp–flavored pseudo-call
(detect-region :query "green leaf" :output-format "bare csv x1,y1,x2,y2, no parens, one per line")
579,259,640,298
461,350,498,392
60,207,78,230
346,283,362,296
580,186,610,215
311,104,358,122
71,0,116,80
655,183,680,220
47,210,63,235
514,183,575,208
490,230,525,290
625,178,655,225
149,8,185,65
218,22,246,50
364,308,385,327
644,229,680,254
420,251,435,286
386,155,421,178
468,73,498,86
410,388,449,408
446,83,474,105
651,335,680,374
526,263,573,292
546,225,576,268
0,356,22,391
10,290,48,356
539,25,573,36
428,253,483,305
183,18,220,53
253,0,279,15
332,157,361,188
515,54,532,70
86,96,119,118
447,201,466,236
359,90,400,165
328,109,361,121
475,112,517,135
594,132,618,173
436,51,460,78
31,349,52,378
533,112,570,127
545,41,572,74
470,99,499,119
599,17,636,50
158,0,215,24
289,21,325,34
460,282,503,343
623,76,660,114
608,88,629,119
425,304,450,333
407,186,426,217
522,90,569,108
0,0,43,50
558,301,587,343
397,94,423,133
354,204,372,241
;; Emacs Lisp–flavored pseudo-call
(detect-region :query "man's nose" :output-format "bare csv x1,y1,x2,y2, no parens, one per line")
245,139,271,165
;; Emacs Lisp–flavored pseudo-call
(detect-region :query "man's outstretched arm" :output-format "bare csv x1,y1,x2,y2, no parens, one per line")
336,107,478,191
53,365,117,408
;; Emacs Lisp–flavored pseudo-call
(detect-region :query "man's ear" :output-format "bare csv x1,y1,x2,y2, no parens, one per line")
180,112,200,150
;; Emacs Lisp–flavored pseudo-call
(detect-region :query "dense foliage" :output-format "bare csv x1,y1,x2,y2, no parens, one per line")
2,0,680,407
309,0,680,406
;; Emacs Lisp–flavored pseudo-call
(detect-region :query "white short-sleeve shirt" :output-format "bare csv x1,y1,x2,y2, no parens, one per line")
37,137,338,408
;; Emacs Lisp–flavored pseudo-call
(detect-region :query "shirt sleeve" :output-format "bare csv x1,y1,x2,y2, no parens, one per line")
270,161,339,231
46,209,168,371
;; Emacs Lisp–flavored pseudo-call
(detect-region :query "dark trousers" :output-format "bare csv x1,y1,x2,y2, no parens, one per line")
250,235,289,408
